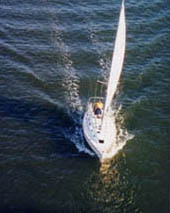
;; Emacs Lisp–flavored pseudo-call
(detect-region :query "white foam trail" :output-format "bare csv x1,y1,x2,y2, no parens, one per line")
70,126,95,156
115,105,134,143
51,20,93,155
52,23,82,113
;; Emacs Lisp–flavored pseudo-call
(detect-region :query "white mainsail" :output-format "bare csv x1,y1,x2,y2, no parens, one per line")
102,0,126,132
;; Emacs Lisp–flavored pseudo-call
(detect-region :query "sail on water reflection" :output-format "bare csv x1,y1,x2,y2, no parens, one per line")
81,156,139,212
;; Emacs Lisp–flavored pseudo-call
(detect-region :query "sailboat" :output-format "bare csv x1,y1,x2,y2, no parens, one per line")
83,0,126,160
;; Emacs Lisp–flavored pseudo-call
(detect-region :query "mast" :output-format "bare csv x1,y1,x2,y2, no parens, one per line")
102,0,126,133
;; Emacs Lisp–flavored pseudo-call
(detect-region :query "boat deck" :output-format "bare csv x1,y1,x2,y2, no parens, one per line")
83,103,116,159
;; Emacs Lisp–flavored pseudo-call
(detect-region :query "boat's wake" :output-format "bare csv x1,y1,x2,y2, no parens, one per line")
51,20,94,156
69,125,95,157
115,105,134,146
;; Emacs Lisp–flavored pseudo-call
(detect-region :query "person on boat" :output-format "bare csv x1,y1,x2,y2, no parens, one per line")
93,101,103,118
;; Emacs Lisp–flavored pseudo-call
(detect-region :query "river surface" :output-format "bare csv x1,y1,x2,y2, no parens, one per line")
0,0,170,212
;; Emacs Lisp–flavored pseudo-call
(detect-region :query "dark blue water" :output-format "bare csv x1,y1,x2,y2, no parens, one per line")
0,0,170,212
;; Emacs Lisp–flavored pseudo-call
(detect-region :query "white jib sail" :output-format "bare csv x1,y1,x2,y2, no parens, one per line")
102,0,126,133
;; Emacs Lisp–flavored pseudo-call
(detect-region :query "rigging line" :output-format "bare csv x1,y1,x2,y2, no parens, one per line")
94,80,98,97
100,84,103,97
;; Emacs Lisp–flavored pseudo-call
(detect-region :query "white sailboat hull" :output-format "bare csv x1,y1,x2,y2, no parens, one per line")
83,103,117,160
